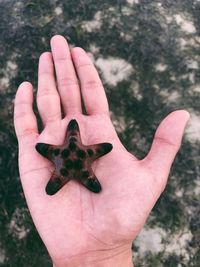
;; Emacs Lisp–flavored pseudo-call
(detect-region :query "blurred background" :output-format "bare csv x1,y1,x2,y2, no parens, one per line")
0,0,199,266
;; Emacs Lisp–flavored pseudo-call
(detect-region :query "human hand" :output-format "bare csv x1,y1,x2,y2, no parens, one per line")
14,35,189,267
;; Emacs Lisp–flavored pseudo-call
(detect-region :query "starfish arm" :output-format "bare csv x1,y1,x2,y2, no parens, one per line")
92,142,113,160
65,119,81,144
35,143,53,158
46,174,70,195
67,119,79,131
79,174,102,193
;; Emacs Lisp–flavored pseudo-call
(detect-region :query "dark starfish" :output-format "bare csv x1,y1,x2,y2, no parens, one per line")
35,120,113,195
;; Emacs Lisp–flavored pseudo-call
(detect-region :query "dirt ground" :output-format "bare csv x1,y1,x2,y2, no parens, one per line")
0,0,199,266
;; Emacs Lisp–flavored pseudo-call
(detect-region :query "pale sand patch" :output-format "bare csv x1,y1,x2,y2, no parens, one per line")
95,57,133,86
89,44,100,54
167,91,180,102
127,0,139,5
81,11,102,32
194,180,200,196
175,188,184,198
0,77,9,90
156,89,180,103
7,208,30,240
54,6,63,15
111,111,128,134
155,63,168,72
178,37,200,50
0,247,5,264
0,58,18,90
166,230,193,259
174,14,196,34
135,227,166,254
186,60,199,70
189,73,195,84
120,31,135,41
7,61,17,70
130,81,143,101
185,112,200,142
192,84,200,93
135,226,192,261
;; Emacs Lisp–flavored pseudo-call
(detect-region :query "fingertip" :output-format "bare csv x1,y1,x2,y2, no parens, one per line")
18,81,33,90
15,81,34,111
38,52,54,75
71,46,86,53
14,80,38,141
15,81,33,102
50,35,71,61
50,34,67,46
50,34,62,42
159,110,190,138
39,51,52,61
71,47,87,58
169,109,190,123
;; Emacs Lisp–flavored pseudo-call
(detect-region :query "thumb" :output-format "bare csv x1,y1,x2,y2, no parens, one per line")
143,110,190,192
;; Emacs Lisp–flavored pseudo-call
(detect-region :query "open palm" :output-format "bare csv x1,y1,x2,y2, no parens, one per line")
14,35,189,267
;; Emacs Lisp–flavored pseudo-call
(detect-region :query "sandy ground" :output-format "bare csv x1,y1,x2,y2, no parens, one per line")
0,1,199,266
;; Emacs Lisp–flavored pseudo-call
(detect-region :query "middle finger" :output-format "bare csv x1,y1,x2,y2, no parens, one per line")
50,35,82,115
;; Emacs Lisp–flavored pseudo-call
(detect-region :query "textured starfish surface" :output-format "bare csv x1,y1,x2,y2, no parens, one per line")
35,120,113,195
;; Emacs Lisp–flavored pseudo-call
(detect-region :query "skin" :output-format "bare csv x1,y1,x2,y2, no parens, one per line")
14,35,189,267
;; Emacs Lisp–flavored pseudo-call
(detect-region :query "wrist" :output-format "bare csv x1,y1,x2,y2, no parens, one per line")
52,245,134,267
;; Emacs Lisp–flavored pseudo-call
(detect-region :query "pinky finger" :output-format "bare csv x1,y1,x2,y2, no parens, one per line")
14,82,38,145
